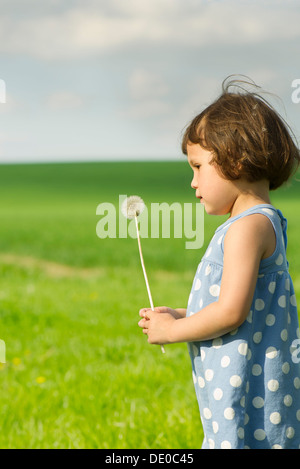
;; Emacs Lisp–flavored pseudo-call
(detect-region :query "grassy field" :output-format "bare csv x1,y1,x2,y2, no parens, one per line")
0,160,299,449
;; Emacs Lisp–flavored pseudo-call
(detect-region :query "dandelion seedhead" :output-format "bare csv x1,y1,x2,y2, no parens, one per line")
121,195,165,354
121,195,145,219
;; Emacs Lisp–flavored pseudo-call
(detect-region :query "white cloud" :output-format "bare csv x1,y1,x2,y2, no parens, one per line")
121,69,170,118
0,1,299,60
45,91,85,110
129,69,169,100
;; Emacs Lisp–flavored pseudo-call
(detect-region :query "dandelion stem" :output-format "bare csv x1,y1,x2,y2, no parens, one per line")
135,215,165,354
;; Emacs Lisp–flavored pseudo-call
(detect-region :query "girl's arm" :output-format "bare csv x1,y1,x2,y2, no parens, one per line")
143,214,275,345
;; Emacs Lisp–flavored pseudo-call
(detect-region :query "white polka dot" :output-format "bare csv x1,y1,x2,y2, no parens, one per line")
284,395,293,407
255,299,265,311
213,388,223,400
208,438,215,449
240,396,245,407
253,396,264,408
268,281,276,294
203,408,212,419
198,298,203,308
281,329,288,341
209,284,220,297
188,293,193,306
278,295,286,308
282,362,290,374
217,234,224,245
286,427,295,439
294,377,300,390
221,355,230,367
253,332,262,344
254,429,266,441
252,364,262,376
238,342,248,356
266,314,275,326
198,376,205,388
266,347,278,359
200,349,206,361
212,338,223,349
205,369,214,381
246,310,253,323
230,375,242,387
244,413,249,425
296,410,300,421
205,264,211,276
194,278,201,291
285,278,290,291
290,295,297,307
212,421,219,433
224,407,235,420
205,246,212,258
192,344,198,356
262,208,274,216
275,254,283,266
270,412,281,425
268,379,279,392
221,440,231,449
272,444,283,449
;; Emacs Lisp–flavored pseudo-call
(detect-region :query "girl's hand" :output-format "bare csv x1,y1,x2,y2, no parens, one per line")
138,307,177,345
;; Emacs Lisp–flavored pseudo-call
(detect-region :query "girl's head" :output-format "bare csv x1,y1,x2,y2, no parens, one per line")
182,77,300,190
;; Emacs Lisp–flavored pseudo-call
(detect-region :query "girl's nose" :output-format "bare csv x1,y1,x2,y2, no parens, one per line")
191,174,197,189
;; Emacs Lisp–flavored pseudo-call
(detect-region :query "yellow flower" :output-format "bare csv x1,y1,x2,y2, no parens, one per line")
12,357,21,366
36,376,46,384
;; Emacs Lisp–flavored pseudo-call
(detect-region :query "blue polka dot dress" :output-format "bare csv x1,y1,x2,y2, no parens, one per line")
186,205,300,449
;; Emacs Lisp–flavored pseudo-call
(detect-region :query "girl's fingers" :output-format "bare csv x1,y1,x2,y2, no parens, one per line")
139,308,151,318
138,317,150,329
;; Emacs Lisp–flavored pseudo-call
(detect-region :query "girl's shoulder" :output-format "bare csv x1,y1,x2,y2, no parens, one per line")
203,205,288,271
214,204,288,272
225,211,276,261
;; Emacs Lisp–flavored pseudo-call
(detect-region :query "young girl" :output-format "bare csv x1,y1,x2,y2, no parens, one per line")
138,77,300,449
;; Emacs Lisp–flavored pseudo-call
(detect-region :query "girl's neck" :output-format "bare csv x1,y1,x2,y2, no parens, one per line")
229,179,271,219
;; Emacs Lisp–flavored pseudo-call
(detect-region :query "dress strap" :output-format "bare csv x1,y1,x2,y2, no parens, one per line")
276,209,288,251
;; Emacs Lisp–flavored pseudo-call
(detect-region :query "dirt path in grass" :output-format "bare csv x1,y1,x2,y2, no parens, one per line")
0,253,104,279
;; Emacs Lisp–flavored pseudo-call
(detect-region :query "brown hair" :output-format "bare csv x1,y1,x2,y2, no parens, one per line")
182,76,300,190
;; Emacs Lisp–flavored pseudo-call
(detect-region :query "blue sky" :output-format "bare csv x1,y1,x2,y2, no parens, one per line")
0,0,300,163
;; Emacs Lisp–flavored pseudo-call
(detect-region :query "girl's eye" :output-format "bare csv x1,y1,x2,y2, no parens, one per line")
194,165,200,169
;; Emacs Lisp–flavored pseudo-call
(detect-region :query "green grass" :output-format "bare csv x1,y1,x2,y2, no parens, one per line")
0,161,299,448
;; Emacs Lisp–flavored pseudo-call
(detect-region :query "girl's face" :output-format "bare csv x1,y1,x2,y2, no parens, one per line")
187,143,239,216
